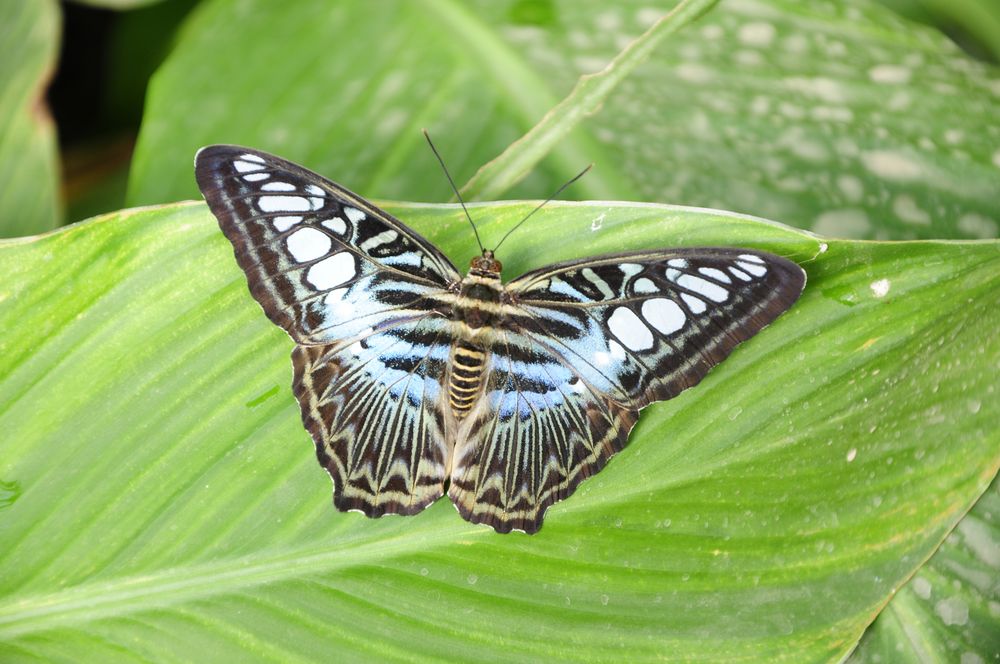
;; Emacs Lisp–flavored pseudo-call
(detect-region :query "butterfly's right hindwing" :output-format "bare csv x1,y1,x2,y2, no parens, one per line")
195,145,461,347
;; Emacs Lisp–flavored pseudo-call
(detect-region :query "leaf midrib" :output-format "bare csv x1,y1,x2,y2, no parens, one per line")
422,0,637,200
0,524,480,639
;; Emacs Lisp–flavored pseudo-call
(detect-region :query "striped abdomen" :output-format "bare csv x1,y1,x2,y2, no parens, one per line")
449,340,486,417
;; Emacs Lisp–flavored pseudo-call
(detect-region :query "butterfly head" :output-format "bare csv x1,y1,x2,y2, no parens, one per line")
469,250,503,278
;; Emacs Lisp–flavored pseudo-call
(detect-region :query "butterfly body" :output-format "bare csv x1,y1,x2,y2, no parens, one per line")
195,145,806,534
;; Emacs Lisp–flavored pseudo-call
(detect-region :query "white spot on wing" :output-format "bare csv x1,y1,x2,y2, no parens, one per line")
608,307,654,351
681,293,707,314
667,258,688,268
582,268,616,300
233,159,264,173
678,274,729,302
243,172,269,182
261,181,296,191
273,216,302,231
736,260,767,277
257,195,311,212
698,267,731,284
344,206,365,223
608,340,627,362
324,287,353,318
633,277,658,294
728,266,752,282
286,227,332,263
360,229,398,252
737,254,765,264
321,217,347,235
258,195,311,213
642,298,686,335
239,153,265,163
305,184,325,210
306,252,355,290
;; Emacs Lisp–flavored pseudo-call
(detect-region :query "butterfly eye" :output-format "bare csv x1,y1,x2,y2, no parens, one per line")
469,256,502,273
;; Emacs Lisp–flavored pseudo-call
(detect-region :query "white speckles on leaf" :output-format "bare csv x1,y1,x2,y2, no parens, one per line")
893,195,931,225
861,150,927,181
738,21,775,47
675,62,713,84
814,209,871,237
784,77,845,104
837,175,864,203
870,279,890,298
869,64,912,84
957,213,997,238
912,576,932,599
935,596,970,626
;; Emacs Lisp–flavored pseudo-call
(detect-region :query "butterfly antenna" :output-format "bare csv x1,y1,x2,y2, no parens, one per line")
492,164,592,253
423,129,484,255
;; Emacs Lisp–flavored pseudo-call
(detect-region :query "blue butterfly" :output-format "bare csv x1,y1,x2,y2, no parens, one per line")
195,144,805,533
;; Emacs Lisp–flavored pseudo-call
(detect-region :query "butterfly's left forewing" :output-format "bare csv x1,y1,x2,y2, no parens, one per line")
196,145,462,518
506,248,806,408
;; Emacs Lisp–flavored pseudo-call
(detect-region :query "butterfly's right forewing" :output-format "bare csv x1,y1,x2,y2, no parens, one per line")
195,145,460,348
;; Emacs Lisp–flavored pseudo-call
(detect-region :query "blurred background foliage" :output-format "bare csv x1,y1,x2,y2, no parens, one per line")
5,0,997,240
1,0,997,661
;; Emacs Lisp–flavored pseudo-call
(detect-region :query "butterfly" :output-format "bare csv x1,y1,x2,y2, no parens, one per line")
195,143,806,534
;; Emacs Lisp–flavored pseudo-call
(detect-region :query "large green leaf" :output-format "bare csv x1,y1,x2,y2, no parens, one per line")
0,0,60,237
0,202,996,661
848,475,1000,662
128,0,1000,240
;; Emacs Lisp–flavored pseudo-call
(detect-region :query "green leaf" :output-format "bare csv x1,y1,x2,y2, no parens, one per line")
1,202,996,661
574,0,1000,240
0,0,61,237
127,0,614,207
128,0,1000,241
876,0,1000,61
459,0,721,200
848,474,1000,662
